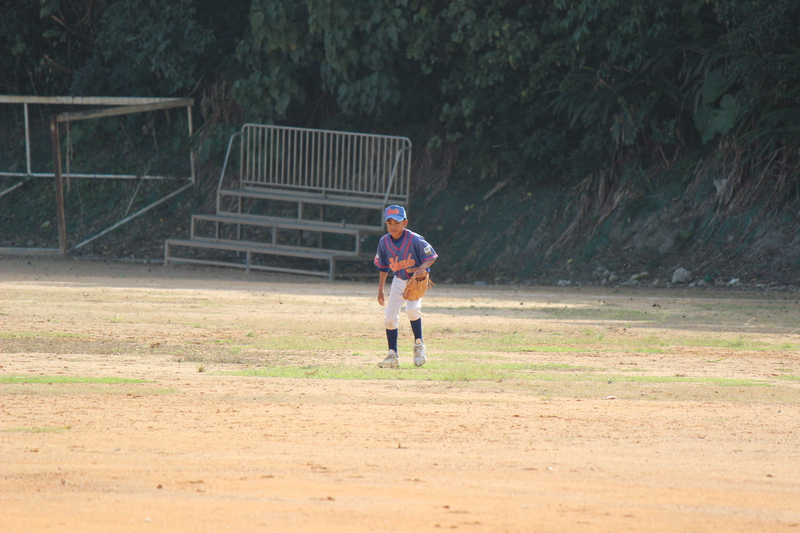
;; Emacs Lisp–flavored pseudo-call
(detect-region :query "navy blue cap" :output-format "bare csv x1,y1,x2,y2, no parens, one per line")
384,205,406,221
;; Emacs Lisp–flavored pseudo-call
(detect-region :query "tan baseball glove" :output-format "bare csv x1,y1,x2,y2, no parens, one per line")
403,272,434,301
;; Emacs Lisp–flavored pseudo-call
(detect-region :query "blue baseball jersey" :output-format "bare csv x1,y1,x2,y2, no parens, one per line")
374,229,438,280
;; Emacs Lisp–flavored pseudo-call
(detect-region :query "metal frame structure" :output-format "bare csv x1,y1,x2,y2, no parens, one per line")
0,95,195,255
237,124,411,204
165,124,411,279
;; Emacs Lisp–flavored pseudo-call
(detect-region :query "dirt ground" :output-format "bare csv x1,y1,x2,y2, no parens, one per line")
1,257,799,532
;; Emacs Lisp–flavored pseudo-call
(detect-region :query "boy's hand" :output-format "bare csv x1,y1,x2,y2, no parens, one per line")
402,272,433,301
377,271,388,306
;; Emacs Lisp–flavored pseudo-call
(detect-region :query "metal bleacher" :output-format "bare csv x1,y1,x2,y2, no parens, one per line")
164,124,411,279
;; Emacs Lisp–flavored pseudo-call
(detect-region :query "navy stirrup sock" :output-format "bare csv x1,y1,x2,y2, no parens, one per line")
410,319,423,342
386,328,398,353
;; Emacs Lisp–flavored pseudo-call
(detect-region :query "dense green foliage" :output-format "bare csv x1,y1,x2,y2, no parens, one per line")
3,0,800,203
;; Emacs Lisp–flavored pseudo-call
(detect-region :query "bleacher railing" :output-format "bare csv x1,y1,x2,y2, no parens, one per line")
238,124,411,204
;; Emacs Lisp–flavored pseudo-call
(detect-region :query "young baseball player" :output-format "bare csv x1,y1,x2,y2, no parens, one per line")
374,205,438,368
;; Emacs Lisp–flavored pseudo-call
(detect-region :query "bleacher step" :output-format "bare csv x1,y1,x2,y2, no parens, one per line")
193,212,384,235
165,237,374,279
218,188,389,211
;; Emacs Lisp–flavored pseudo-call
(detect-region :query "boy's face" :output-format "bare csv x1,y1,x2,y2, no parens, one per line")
386,218,407,239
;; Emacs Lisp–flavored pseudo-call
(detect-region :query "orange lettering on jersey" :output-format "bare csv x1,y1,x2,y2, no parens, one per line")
389,256,416,272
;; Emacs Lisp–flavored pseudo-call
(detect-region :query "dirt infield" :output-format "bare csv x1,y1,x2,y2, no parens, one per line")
1,257,799,532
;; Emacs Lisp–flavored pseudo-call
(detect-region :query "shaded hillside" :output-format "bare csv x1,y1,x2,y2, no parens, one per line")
414,172,800,289
3,158,798,292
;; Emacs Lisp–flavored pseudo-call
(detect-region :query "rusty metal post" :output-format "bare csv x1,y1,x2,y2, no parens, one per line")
50,116,67,254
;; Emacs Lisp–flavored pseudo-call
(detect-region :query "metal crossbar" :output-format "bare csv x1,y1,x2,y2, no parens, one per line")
0,95,194,181
239,124,411,203
0,95,195,256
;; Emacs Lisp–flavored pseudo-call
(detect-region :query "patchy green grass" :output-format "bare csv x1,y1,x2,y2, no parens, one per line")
229,361,767,388
2,426,71,433
0,375,146,384
232,364,523,382
4,280,798,404
0,374,175,396
0,331,86,339
429,304,655,322
569,374,767,386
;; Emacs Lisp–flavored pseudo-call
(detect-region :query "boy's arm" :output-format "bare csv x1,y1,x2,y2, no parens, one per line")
413,257,436,279
377,271,389,306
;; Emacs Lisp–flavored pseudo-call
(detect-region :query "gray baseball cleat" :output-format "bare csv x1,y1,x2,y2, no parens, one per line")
377,349,399,368
413,340,426,367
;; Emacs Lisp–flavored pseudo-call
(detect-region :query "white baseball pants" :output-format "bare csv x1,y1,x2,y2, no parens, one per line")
384,276,423,329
